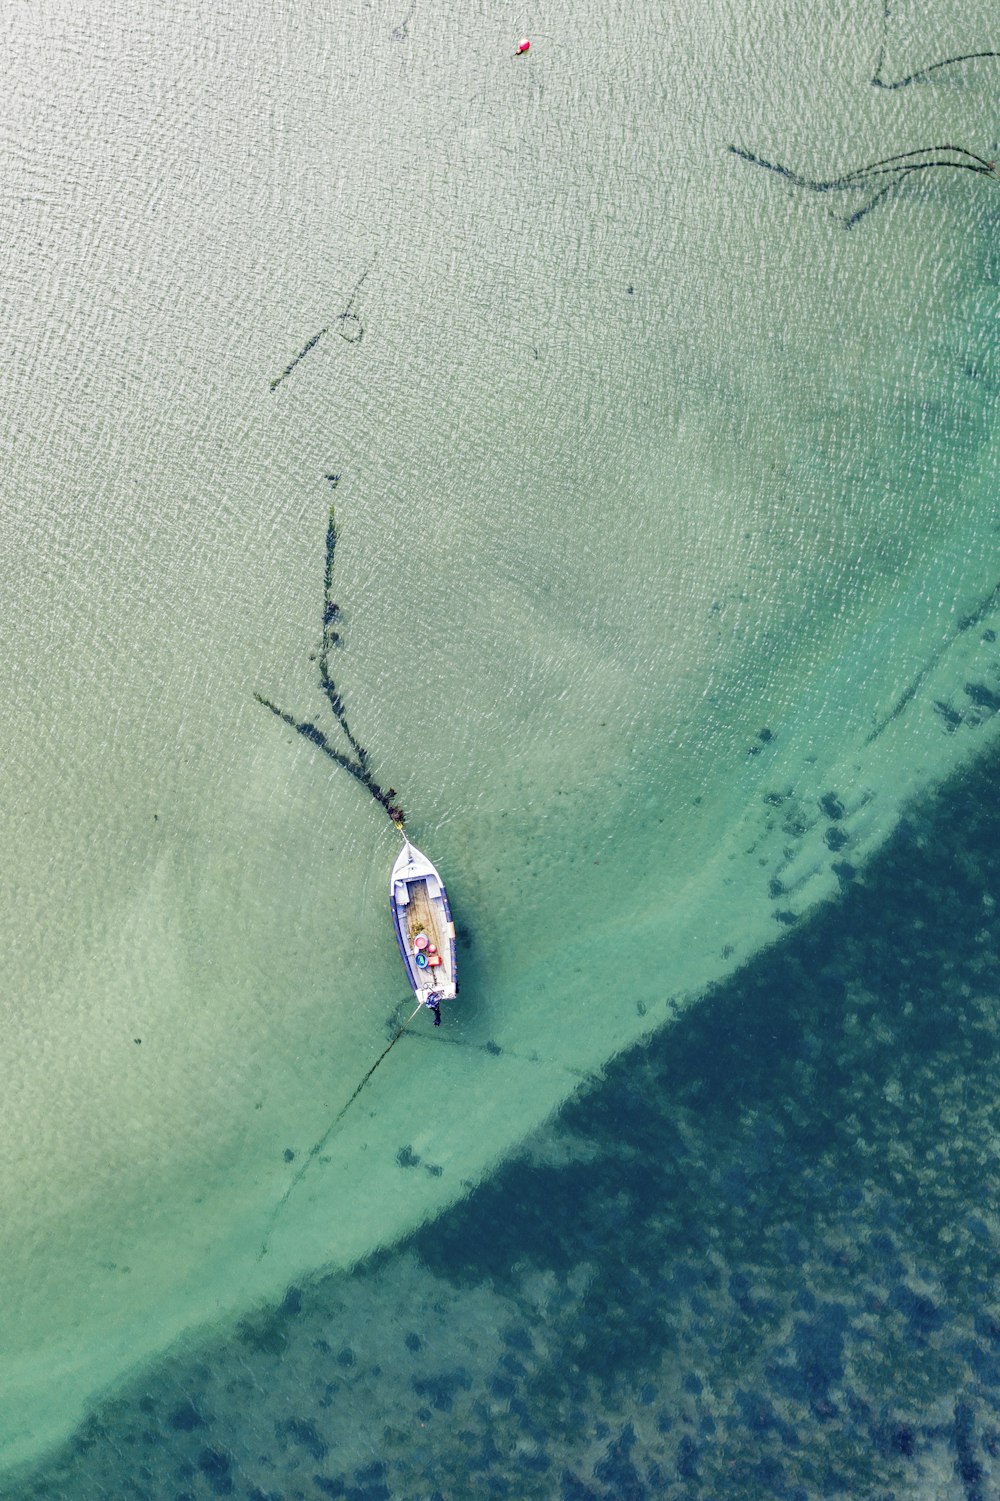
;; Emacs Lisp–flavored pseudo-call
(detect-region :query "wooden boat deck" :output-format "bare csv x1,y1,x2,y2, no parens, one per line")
390,839,458,1001
405,879,439,948
406,878,453,989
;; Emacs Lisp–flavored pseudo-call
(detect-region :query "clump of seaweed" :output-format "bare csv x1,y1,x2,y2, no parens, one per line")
729,143,998,227
256,488,405,828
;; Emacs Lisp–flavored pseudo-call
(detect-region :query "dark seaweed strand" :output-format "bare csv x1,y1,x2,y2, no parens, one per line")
841,156,998,227
728,143,912,226
256,502,406,827
842,175,908,228
253,693,364,779
269,252,378,386
873,0,998,88
839,144,998,179
728,144,997,226
257,1000,423,1260
874,51,1000,91
843,160,998,226
269,327,329,392
317,504,405,824
256,684,402,819
728,144,996,195
337,251,378,345
323,489,339,595
865,577,1000,745
342,254,376,317
319,504,368,766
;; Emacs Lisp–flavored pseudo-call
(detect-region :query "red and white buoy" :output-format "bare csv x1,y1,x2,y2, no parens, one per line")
515,36,530,54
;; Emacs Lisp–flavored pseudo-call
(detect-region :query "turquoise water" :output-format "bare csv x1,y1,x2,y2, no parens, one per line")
13,743,1000,1498
1,0,998,1486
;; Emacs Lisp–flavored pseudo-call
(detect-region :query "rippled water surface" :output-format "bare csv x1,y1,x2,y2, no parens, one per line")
1,0,997,1487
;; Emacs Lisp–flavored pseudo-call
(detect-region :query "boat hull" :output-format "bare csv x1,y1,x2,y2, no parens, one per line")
389,840,458,1002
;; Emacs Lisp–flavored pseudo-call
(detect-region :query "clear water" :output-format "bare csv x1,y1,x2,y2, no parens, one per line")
1,0,997,1486
16,749,1000,1499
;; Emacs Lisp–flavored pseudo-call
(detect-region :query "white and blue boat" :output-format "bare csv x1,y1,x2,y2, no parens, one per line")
390,839,458,1019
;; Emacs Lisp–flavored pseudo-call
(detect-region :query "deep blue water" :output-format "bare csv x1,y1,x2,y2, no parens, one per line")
12,736,1000,1499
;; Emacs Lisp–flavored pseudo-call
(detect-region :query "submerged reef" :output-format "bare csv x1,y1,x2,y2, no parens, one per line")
14,733,1000,1499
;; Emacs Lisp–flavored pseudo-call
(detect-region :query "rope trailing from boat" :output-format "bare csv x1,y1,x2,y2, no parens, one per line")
728,143,999,227
258,1000,424,1259
255,489,407,827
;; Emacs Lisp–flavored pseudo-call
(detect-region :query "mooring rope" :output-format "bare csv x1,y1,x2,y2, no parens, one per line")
258,1000,424,1259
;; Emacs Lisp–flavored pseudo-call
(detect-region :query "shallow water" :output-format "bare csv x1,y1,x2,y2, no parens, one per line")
1,0,998,1480
13,734,1000,1500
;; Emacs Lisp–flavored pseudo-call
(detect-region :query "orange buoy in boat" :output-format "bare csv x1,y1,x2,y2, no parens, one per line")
515,37,530,54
